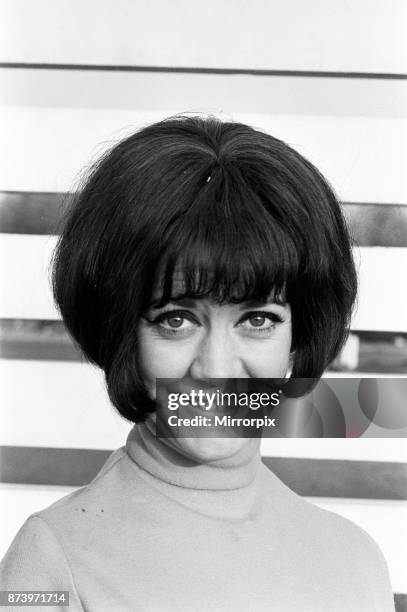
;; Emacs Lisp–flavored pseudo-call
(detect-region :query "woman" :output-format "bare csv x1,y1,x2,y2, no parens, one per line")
0,116,395,611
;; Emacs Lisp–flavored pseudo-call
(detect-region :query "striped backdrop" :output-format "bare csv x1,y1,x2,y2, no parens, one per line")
0,1,406,609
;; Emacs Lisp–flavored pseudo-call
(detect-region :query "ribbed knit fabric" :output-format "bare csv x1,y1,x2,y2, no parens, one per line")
0,424,395,611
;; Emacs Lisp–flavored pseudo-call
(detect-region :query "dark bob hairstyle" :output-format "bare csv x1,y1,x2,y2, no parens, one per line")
52,115,357,423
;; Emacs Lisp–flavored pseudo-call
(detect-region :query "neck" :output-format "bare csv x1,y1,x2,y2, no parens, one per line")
125,422,262,491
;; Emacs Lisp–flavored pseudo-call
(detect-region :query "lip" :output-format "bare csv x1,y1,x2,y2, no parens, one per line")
164,396,243,419
162,378,229,396
157,379,229,409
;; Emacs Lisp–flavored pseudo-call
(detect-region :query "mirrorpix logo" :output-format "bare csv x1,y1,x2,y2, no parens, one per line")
155,377,407,438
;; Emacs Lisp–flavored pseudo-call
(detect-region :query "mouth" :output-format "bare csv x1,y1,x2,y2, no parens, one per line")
164,377,229,394
155,377,266,419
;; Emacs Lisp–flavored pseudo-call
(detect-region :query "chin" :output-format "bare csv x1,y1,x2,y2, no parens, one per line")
176,435,252,463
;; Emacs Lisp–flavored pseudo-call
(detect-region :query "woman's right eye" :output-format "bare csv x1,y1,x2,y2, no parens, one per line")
145,310,200,336
161,315,185,329
159,314,195,330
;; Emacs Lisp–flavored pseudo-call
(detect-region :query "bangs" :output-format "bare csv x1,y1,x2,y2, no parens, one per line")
152,165,302,307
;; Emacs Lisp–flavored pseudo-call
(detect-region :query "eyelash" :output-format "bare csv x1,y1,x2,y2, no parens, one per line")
144,309,284,338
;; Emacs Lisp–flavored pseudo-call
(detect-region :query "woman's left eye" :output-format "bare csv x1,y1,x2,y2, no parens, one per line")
238,312,281,332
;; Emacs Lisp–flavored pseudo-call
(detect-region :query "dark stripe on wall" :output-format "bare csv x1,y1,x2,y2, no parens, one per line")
330,331,407,374
2,192,407,246
1,63,407,80
343,203,407,247
0,319,83,362
0,446,110,488
0,445,406,499
263,457,407,500
0,192,70,235
2,320,406,372
395,593,407,612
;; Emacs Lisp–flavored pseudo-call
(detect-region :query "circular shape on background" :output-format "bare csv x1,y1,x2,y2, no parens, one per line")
359,378,407,429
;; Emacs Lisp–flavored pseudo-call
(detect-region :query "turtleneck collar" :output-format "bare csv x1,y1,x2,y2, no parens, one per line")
125,422,262,491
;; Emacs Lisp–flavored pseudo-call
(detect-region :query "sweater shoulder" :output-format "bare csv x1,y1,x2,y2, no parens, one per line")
1,515,70,579
261,463,395,609
0,516,84,610
35,447,129,517
17,446,148,545
308,503,394,609
262,461,377,543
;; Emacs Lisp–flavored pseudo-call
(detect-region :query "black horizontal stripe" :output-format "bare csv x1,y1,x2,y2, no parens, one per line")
262,457,407,500
1,62,407,80
394,593,406,612
0,192,69,235
329,330,407,374
0,445,405,499
343,203,407,247
0,322,83,362
0,446,110,488
1,191,407,246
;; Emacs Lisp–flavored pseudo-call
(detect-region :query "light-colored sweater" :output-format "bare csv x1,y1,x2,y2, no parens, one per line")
0,425,395,611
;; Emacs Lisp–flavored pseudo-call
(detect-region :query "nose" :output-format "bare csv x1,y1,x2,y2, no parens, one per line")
189,328,244,380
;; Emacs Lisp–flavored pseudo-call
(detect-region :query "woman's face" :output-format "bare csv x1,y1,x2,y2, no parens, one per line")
137,292,292,462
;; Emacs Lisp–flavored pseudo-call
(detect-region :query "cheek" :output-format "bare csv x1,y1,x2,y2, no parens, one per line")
242,331,292,378
138,331,196,382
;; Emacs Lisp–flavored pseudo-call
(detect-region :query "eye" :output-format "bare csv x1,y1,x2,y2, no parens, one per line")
246,315,270,328
238,311,283,333
160,313,194,330
144,309,200,337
